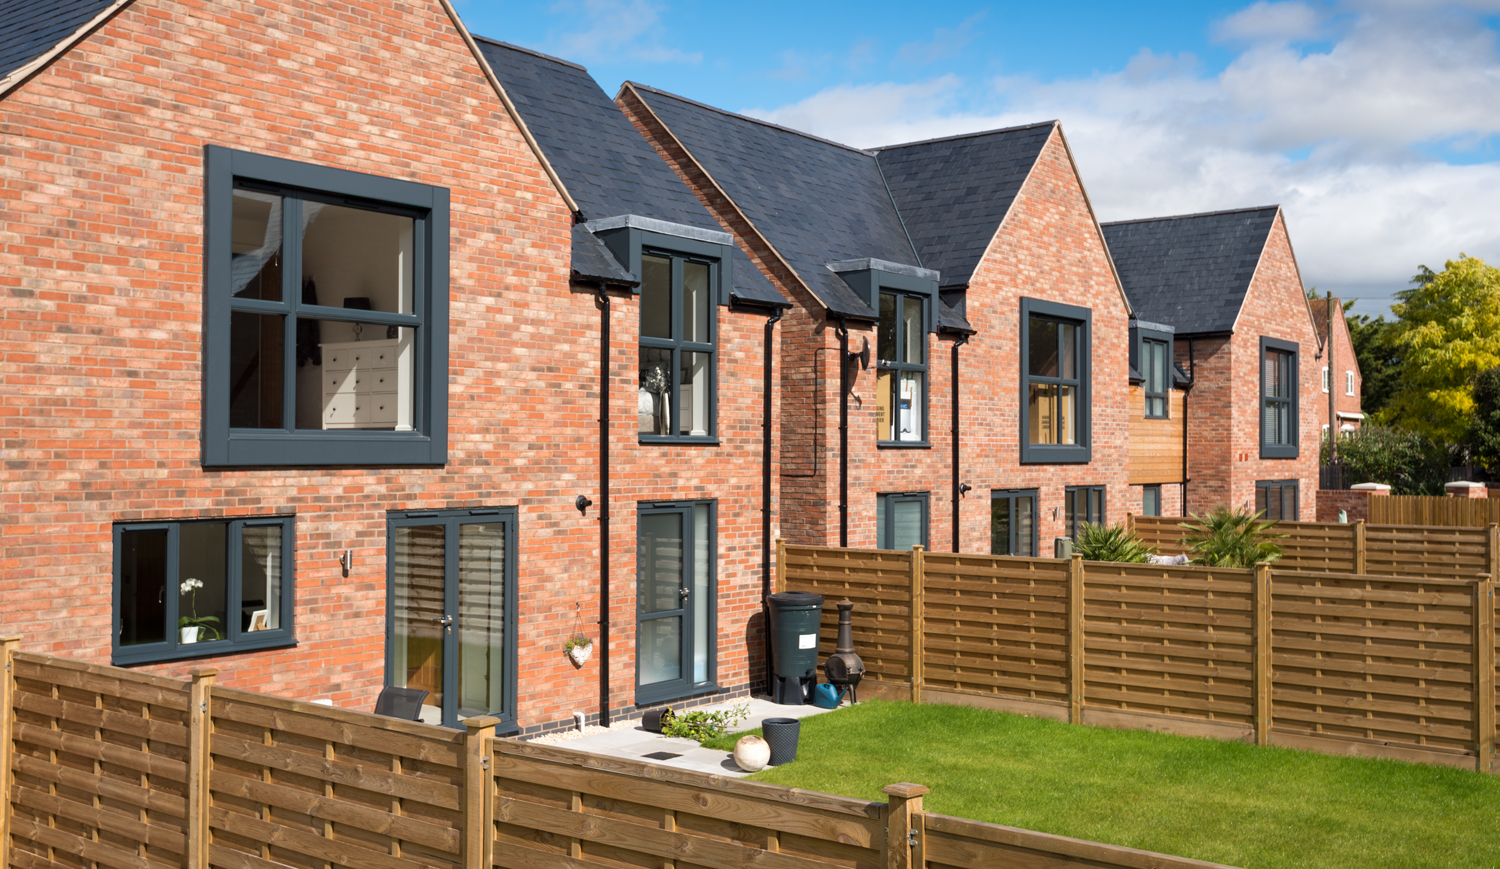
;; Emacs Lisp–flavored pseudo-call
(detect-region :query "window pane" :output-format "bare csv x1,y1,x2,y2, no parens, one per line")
1088,489,1102,524
1057,385,1076,445
1060,323,1076,379
1065,490,1076,538
1146,340,1166,394
876,496,887,549
639,513,683,614
1283,485,1297,521
305,324,414,431
231,190,283,301
1017,497,1035,556
901,296,922,364
991,497,1012,556
878,293,897,362
897,371,922,441
693,504,709,684
684,261,710,344
119,529,168,647
1256,486,1271,519
1263,350,1284,398
1143,487,1160,517
641,255,672,339
393,525,446,709
893,499,924,550
677,351,710,437
300,203,414,315
240,525,282,633
639,346,672,435
1262,400,1282,446
1029,316,1059,377
1028,383,1056,444
458,522,507,718
230,312,284,429
638,617,681,686
876,370,893,441
179,522,228,644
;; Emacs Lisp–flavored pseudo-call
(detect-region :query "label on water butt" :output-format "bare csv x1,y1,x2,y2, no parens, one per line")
799,633,817,649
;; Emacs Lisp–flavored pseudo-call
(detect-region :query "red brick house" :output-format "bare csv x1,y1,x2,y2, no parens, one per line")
1312,297,1364,435
619,86,1135,556
0,0,781,735
1103,207,1322,520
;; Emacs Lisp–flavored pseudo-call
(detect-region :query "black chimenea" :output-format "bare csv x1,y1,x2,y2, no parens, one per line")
823,599,865,703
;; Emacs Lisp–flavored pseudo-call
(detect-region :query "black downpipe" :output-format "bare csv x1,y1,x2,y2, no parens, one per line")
1183,338,1195,518
595,283,612,726
950,334,969,552
762,307,782,693
836,318,850,547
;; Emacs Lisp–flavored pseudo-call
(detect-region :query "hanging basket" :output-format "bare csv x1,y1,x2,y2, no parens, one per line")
567,643,592,666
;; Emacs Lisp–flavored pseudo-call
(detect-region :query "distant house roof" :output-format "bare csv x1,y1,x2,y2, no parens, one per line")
477,40,784,307
1100,206,1280,335
1310,296,1344,339
0,0,129,95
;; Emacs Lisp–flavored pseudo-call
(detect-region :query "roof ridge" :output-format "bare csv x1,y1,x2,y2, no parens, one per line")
624,81,873,156
1100,204,1281,227
870,119,1057,152
471,35,589,72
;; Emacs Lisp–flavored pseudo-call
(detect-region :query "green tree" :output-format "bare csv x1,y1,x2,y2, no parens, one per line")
1320,425,1452,495
1346,311,1401,417
1468,366,1500,474
1382,255,1500,442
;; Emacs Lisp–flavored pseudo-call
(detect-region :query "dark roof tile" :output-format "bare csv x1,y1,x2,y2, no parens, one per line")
0,0,120,82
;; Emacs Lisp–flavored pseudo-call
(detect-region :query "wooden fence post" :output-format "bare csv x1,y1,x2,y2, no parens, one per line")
0,636,19,869
1068,554,1086,724
464,716,500,869
883,783,928,869
910,546,925,704
187,668,217,869
1488,525,1499,580
776,538,787,594
1475,579,1495,774
1354,521,1367,575
1254,564,1273,746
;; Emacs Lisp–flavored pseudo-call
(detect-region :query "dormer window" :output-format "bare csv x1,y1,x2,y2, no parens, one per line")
638,250,717,439
1143,338,1169,419
877,291,928,443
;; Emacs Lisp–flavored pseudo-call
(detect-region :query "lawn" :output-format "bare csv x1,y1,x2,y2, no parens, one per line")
703,701,1500,869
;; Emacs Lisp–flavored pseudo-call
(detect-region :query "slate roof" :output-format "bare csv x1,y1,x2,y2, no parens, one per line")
1310,296,1342,339
476,40,784,307
0,0,122,84
873,123,1055,290
1101,206,1280,335
570,224,636,285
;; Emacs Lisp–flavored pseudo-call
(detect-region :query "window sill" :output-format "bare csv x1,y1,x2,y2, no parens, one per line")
1259,446,1299,460
1021,444,1092,465
1144,414,1170,421
877,440,931,449
637,436,721,447
112,635,297,668
635,681,722,706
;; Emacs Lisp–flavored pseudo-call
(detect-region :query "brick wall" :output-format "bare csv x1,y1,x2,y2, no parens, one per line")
1316,488,1380,522
0,0,772,732
1318,301,1363,433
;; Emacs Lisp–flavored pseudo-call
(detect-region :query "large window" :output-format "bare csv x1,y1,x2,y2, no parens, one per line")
637,501,717,703
876,291,927,444
1260,337,1299,459
1256,480,1298,521
1143,338,1169,419
638,251,717,440
991,489,1038,556
113,516,294,665
877,493,929,551
1020,298,1092,463
1064,486,1105,541
203,146,449,467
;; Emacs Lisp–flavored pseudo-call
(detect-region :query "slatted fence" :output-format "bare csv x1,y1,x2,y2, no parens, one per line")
1370,494,1500,527
780,541,1499,773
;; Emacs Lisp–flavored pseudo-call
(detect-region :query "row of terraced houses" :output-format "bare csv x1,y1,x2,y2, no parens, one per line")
0,0,1355,735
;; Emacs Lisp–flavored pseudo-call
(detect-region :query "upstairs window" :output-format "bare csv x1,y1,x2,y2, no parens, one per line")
1260,338,1299,459
1143,338,1169,419
638,251,717,441
876,292,928,444
1321,366,1330,393
1346,371,1355,396
1020,298,1092,463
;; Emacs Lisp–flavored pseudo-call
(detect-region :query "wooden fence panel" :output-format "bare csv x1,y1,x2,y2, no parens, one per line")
1269,571,1479,767
489,738,885,869
782,545,916,699
1363,525,1490,581
923,813,1240,869
206,686,466,869
1277,523,1360,574
1370,495,1500,528
1080,563,1257,737
1130,516,1190,556
6,651,192,869
919,553,1071,717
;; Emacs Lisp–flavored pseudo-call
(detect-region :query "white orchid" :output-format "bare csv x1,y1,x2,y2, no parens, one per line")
180,577,203,594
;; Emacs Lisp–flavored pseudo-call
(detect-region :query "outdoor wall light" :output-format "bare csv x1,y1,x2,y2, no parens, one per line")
959,483,972,497
575,495,594,515
338,549,353,577
848,337,870,371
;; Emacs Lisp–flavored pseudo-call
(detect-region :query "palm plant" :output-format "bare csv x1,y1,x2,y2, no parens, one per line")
1179,506,1285,568
1073,522,1156,564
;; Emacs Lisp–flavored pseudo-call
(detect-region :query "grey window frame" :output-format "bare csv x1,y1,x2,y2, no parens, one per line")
877,492,930,550
1259,336,1299,459
1064,485,1106,540
634,246,720,444
1020,298,1093,464
990,488,1039,557
1143,338,1170,419
202,145,449,467
1255,479,1299,521
875,288,931,447
112,514,296,666
1346,371,1355,396
1130,323,1173,421
1142,484,1162,517
385,507,519,731
635,500,718,705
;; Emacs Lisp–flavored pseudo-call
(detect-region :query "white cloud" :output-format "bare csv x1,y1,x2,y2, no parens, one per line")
896,12,986,66
745,0,1500,317
546,0,701,65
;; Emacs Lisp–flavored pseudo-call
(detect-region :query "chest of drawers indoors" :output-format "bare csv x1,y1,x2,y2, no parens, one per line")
320,338,411,430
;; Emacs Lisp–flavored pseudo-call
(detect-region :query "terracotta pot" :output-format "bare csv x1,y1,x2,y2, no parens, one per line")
733,735,770,772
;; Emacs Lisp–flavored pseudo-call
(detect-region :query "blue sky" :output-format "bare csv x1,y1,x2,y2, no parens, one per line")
457,1,1500,320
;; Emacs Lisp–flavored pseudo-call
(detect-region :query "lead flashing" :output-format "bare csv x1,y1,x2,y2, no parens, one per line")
826,258,940,283
588,214,733,246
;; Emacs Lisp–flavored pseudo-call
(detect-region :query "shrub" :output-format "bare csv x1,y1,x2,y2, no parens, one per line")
1180,506,1285,568
661,703,749,743
1073,522,1156,563
1321,424,1453,496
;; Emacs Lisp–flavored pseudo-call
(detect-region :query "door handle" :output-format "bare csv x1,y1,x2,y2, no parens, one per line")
680,588,690,598
432,615,453,625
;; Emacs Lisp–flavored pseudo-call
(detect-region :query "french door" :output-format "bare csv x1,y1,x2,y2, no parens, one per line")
991,489,1038,556
636,502,715,704
387,509,517,729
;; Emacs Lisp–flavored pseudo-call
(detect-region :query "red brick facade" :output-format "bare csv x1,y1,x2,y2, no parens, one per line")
0,0,774,733
1314,298,1363,435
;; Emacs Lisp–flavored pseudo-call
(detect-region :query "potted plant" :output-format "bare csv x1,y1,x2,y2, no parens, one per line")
564,634,592,666
178,578,222,643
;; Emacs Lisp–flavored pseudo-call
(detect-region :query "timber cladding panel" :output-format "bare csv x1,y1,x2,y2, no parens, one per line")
1127,385,1186,485
7,651,192,869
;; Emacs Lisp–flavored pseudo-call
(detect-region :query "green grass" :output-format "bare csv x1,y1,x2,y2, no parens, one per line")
703,701,1500,868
